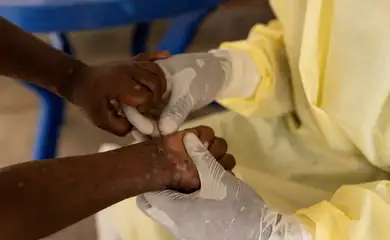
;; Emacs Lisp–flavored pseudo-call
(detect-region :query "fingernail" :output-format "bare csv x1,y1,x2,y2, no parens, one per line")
134,85,141,90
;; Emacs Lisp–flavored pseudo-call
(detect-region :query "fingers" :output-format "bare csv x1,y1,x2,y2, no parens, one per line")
217,154,236,171
95,111,131,137
92,97,132,136
192,126,215,148
135,61,166,79
208,137,228,159
182,127,235,171
132,51,170,96
115,53,170,133
164,125,214,155
176,126,230,160
106,113,132,136
184,130,235,171
116,77,154,112
135,62,167,96
208,137,236,171
128,64,166,108
114,61,167,113
117,61,167,114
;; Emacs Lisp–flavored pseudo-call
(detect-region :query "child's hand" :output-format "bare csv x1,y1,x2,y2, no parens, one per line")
60,51,170,136
137,131,309,240
99,125,235,193
162,126,235,192
130,126,236,193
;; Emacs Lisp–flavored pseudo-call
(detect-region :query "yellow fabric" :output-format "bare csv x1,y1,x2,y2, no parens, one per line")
218,20,294,118
297,181,390,240
95,1,390,239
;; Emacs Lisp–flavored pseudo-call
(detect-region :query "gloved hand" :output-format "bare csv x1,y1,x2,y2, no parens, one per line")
137,133,311,240
156,50,234,135
124,50,234,136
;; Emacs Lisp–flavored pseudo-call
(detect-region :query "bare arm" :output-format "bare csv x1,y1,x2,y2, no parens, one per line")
0,17,86,95
0,126,233,240
0,144,168,240
0,16,171,136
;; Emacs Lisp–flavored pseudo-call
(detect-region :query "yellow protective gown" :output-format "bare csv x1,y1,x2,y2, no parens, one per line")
96,0,390,239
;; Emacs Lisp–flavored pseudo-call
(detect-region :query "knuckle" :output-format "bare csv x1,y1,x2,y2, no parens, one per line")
218,154,236,170
197,125,214,135
146,79,161,93
126,90,152,107
215,138,228,151
226,154,236,164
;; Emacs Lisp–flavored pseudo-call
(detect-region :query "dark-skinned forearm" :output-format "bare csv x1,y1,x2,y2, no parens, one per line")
0,144,169,240
0,17,87,94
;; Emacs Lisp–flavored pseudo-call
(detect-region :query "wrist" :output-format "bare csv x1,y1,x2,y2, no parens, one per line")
149,156,174,192
55,59,89,102
120,142,173,193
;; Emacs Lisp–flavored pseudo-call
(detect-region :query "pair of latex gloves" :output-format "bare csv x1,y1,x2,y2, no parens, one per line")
122,50,310,240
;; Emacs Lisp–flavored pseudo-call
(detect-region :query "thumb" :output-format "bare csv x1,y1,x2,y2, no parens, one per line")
183,133,228,200
104,112,132,136
122,105,160,136
159,93,193,135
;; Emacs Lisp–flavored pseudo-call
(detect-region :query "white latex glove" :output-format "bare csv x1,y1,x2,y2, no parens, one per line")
125,50,259,136
154,50,233,135
137,133,311,240
123,50,232,136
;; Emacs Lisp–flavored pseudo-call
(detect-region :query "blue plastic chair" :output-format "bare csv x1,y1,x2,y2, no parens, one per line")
0,0,223,160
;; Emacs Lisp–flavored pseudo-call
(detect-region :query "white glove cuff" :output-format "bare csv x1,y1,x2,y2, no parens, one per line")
210,49,261,100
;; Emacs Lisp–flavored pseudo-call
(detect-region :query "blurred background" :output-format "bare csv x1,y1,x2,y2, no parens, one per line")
0,2,273,239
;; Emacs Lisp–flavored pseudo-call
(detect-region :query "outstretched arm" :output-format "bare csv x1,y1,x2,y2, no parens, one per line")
0,144,167,240
0,126,234,240
0,16,85,94
0,17,170,136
